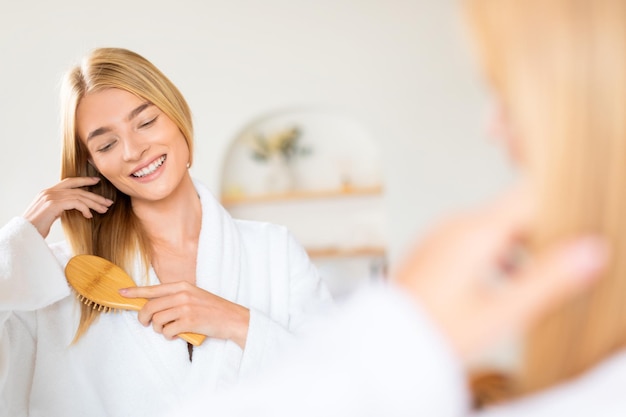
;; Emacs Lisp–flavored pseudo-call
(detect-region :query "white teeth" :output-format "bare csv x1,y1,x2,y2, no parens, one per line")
132,155,166,178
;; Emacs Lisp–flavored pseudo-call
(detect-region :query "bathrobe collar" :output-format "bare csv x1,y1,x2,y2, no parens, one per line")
121,180,244,394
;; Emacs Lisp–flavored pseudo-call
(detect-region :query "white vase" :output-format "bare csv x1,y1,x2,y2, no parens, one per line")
265,154,294,194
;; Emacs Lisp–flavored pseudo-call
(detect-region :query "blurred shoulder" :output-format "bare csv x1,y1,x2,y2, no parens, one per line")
477,350,626,417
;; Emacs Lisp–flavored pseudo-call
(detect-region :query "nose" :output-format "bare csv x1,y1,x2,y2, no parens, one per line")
121,133,149,162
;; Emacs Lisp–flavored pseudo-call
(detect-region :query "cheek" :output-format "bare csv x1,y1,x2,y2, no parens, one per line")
89,154,119,181
171,130,190,160
178,137,190,160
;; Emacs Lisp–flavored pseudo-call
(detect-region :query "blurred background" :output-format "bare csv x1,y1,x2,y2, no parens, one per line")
0,0,514,297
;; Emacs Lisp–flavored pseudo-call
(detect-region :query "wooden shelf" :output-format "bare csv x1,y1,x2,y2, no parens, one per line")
306,246,387,259
221,185,383,207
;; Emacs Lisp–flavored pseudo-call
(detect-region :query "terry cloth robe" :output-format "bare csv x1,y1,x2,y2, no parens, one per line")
169,284,626,417
0,180,332,417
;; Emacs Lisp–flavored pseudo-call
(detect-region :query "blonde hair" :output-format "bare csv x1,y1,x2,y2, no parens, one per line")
60,47,194,341
465,0,626,402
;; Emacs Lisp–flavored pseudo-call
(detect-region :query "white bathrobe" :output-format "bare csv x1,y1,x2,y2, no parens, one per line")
0,181,331,417
170,285,626,417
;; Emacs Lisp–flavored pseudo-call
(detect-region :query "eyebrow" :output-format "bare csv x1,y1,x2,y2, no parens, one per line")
86,102,153,141
128,102,152,121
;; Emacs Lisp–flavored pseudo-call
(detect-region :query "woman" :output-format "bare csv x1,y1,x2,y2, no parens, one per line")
465,0,626,408
170,0,626,415
0,47,331,417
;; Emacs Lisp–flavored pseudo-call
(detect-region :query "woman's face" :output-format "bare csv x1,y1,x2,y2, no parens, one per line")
76,88,190,202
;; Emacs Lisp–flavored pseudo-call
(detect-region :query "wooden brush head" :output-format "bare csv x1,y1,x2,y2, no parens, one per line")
65,254,145,311
65,254,206,346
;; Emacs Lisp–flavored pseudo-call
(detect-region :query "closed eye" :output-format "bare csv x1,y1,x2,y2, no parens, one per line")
139,116,158,128
96,140,117,153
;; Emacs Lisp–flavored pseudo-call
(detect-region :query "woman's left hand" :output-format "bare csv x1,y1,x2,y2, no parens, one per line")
393,187,608,363
119,283,250,349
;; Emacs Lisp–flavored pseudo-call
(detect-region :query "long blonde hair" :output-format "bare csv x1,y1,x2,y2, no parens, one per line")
465,0,626,401
60,47,194,341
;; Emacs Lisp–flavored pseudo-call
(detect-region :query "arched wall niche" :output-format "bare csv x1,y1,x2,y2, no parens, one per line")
220,107,388,297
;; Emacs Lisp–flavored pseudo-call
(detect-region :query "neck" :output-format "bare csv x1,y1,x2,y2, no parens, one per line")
131,174,202,249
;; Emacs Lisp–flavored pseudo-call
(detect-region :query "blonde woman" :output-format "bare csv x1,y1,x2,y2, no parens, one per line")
0,47,331,417
464,0,626,409
170,0,626,415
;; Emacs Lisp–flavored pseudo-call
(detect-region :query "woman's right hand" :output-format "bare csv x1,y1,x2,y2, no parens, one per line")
23,177,114,238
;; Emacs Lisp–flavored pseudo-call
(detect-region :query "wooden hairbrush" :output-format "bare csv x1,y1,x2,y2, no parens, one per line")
65,254,206,346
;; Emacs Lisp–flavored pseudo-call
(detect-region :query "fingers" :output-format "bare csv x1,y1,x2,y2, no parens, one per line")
498,236,608,333
399,184,532,276
149,305,197,340
458,237,608,361
53,176,102,189
392,185,533,297
120,283,249,346
54,177,115,215
393,183,609,363
119,282,190,299
23,177,114,237
50,189,112,218
455,235,608,361
139,285,206,340
456,184,534,271
119,282,195,327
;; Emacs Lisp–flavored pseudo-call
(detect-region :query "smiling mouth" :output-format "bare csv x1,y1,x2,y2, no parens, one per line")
131,155,166,178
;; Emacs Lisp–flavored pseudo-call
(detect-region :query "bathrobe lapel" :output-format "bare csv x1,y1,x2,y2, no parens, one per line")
185,181,244,390
118,181,244,394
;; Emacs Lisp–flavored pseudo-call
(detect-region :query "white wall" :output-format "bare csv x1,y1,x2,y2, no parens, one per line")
0,0,513,264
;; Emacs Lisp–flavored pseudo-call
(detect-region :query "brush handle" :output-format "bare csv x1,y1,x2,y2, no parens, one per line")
130,298,207,346
179,332,206,346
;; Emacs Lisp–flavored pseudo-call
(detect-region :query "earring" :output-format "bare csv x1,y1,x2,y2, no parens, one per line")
186,162,191,168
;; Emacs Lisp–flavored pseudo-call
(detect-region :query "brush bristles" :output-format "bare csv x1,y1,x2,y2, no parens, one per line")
75,292,118,313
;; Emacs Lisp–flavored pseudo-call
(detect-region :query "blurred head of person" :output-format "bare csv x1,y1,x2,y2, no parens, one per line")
465,0,626,403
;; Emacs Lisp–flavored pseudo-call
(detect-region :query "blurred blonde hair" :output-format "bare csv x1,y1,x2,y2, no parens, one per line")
60,47,194,342
465,0,626,401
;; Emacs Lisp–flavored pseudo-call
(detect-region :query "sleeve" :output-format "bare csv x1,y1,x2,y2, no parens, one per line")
0,217,70,311
238,229,333,377
171,284,470,417
0,217,70,415
284,231,334,332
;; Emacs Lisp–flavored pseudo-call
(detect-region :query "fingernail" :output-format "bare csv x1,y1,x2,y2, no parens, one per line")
118,288,128,295
92,177,101,182
106,199,114,205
